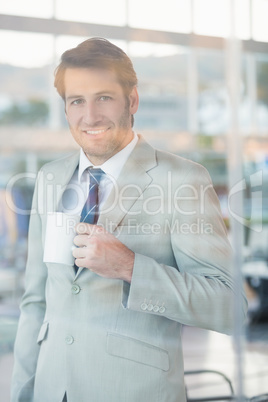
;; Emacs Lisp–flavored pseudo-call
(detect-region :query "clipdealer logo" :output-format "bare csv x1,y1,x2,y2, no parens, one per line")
4,169,263,233
111,218,214,236
228,170,263,233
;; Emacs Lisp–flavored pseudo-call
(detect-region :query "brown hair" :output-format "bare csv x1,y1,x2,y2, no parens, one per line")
54,37,138,99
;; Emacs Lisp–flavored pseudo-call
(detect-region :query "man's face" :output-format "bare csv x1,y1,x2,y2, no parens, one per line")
64,68,139,165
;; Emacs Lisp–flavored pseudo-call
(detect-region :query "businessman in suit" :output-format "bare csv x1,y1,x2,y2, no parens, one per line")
11,37,247,402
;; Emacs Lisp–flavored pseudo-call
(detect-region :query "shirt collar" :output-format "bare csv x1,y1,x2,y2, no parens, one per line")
78,131,138,183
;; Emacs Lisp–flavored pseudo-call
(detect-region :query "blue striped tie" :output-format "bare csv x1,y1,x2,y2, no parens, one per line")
74,168,104,273
80,168,104,224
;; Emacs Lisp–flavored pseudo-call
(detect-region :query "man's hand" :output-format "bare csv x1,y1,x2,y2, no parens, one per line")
72,223,134,283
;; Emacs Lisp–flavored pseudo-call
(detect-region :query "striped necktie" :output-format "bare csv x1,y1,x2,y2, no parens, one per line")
80,168,104,224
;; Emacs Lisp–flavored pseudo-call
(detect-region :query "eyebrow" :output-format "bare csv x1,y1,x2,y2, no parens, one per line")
95,90,116,95
66,90,117,101
65,95,84,102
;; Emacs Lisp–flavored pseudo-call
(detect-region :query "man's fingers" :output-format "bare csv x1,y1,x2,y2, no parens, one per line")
72,246,87,259
73,235,88,247
74,258,86,268
75,223,106,236
75,222,93,235
73,231,102,247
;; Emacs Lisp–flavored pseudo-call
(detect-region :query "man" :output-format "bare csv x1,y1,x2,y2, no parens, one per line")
11,37,247,402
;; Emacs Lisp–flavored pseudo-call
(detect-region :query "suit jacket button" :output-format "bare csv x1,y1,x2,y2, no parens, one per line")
159,306,166,314
141,303,148,311
65,335,74,345
147,304,153,311
71,284,81,294
153,305,159,312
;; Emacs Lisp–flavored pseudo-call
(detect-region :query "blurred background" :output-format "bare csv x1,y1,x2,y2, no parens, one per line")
1,0,268,400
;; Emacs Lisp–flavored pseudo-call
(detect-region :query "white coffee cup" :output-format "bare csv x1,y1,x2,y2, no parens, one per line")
43,212,80,265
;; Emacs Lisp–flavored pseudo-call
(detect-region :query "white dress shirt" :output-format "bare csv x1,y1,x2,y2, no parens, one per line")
59,132,138,217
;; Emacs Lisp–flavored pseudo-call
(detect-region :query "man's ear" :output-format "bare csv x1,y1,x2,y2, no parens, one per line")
128,86,139,115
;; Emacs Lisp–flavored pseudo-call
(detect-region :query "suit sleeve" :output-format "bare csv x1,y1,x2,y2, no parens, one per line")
122,164,248,335
11,170,47,402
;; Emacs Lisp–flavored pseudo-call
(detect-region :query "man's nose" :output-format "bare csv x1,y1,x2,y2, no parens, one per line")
82,102,100,125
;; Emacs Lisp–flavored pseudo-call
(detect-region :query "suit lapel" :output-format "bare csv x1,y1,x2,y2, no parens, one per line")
98,136,157,232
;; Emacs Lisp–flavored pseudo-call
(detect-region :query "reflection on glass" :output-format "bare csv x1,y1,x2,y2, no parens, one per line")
240,55,255,135
234,0,250,39
256,56,268,133
197,50,226,135
128,0,191,33
0,30,54,68
0,31,54,129
1,7,268,400
0,0,53,18
55,0,126,26
252,0,268,42
193,0,231,37
128,42,188,140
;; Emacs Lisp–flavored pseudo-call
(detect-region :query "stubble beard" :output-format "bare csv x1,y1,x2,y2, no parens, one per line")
84,100,132,164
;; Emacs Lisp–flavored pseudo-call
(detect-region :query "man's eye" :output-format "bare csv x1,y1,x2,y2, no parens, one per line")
71,99,84,105
99,96,111,102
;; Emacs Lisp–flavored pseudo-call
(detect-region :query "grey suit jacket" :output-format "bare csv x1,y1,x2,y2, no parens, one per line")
11,135,247,402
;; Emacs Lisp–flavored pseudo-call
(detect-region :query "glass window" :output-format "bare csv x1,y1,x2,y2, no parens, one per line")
0,31,54,68
252,0,268,42
256,55,268,133
193,0,231,37
55,0,126,26
0,31,54,128
0,0,53,18
240,54,255,135
197,49,227,135
234,0,251,39
128,41,188,151
1,11,268,400
128,0,191,33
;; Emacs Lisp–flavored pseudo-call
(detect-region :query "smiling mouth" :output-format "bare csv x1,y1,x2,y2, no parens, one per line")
84,128,109,135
